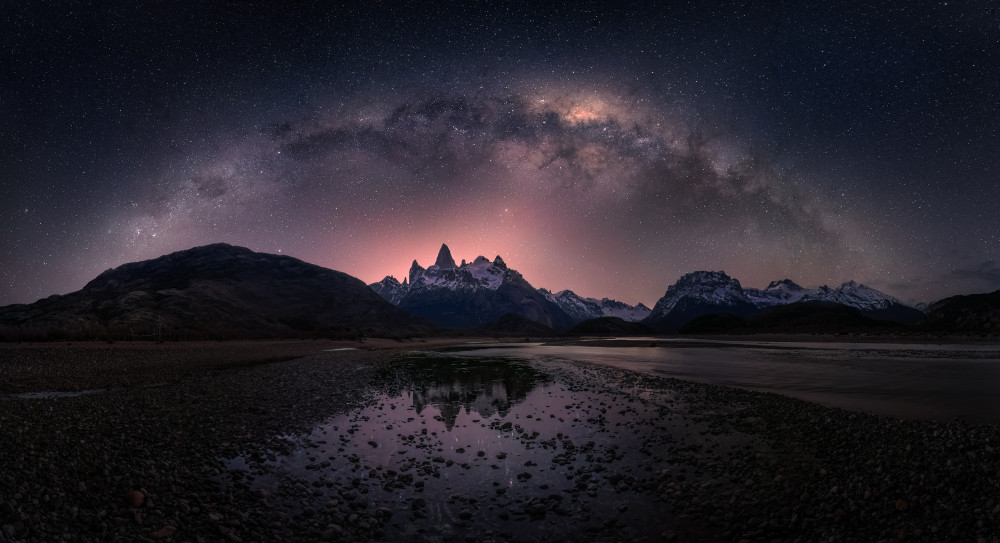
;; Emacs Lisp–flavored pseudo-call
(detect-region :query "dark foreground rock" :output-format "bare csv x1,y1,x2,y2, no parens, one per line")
0,341,997,542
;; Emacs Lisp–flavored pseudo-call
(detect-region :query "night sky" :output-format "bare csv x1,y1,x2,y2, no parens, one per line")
3,1,999,308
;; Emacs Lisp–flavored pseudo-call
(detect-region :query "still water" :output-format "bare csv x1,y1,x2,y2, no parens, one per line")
446,339,1000,424
227,355,681,541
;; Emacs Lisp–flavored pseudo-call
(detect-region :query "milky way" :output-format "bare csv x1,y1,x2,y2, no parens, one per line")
2,2,999,307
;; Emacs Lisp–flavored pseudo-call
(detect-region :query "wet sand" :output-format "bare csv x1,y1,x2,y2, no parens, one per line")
0,340,998,542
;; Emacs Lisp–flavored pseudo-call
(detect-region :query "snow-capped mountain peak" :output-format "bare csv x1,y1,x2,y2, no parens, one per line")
642,270,759,331
370,275,407,305
805,281,902,310
408,260,424,284
598,298,652,321
745,278,809,307
647,270,751,319
539,289,652,322
766,278,804,291
376,245,515,297
743,277,910,312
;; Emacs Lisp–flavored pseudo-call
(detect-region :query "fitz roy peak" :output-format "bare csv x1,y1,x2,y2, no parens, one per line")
642,271,924,332
434,243,458,268
369,244,576,331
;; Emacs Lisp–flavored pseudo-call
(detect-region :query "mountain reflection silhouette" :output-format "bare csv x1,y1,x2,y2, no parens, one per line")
402,357,547,430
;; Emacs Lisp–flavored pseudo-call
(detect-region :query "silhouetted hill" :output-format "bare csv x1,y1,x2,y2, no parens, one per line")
678,314,750,334
680,302,907,335
0,244,435,340
919,290,1000,335
568,316,656,336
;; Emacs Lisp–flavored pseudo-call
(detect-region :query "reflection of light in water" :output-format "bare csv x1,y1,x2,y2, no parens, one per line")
221,355,674,542
406,358,545,430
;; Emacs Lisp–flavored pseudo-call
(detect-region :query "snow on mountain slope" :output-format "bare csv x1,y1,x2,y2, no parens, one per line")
599,298,652,321
744,279,811,308
539,289,651,323
401,248,508,292
642,271,759,332
539,289,603,322
644,272,924,331
645,271,754,320
802,280,902,311
370,276,407,305
368,244,576,330
371,244,648,327
744,279,910,313
371,247,923,332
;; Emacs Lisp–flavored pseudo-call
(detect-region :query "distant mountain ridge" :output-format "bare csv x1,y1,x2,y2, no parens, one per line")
643,271,924,332
538,289,651,323
373,249,926,334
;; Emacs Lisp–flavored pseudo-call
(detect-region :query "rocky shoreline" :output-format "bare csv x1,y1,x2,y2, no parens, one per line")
0,341,997,542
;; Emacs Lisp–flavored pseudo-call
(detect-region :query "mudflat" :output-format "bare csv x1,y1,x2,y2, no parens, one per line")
0,340,998,542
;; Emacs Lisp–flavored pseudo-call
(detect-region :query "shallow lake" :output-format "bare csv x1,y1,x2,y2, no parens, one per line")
446,339,1000,424
225,354,693,541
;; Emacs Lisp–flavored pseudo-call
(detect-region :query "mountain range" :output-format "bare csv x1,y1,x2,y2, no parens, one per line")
369,244,650,331
1,243,997,340
642,271,926,332
370,246,927,334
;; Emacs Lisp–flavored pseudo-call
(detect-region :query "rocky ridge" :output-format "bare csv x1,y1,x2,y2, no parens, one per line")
369,244,576,331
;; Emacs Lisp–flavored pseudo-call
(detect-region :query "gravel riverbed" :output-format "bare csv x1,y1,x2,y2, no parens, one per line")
0,341,998,542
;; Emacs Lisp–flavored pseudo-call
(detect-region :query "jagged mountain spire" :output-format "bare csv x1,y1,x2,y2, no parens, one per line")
435,244,457,269
367,244,577,331
409,259,425,284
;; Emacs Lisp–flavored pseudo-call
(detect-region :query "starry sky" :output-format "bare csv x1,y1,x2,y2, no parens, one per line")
2,1,999,308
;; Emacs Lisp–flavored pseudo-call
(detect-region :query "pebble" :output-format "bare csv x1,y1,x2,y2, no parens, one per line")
149,525,176,540
124,490,145,508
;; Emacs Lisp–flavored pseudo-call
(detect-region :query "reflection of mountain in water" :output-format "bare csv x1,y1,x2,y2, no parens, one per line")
406,358,546,430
